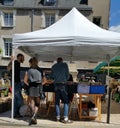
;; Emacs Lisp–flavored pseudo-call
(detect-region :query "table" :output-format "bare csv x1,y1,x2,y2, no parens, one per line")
79,94,103,121
43,84,103,121
43,83,78,93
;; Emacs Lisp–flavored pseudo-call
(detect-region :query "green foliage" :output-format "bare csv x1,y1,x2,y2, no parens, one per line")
0,47,2,54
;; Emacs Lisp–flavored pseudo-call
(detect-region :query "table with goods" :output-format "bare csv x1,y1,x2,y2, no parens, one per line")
0,78,12,113
77,81,105,120
43,79,105,121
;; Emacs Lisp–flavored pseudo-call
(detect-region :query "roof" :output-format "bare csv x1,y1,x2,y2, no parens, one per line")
0,0,92,11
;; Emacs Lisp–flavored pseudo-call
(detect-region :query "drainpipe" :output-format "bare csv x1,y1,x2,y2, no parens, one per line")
108,0,111,28
31,8,34,32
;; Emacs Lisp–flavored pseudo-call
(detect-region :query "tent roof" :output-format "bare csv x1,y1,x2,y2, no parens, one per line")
13,7,120,62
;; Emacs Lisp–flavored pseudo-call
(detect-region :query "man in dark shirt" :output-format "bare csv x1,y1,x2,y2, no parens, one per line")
8,53,24,117
51,57,72,123
14,54,24,117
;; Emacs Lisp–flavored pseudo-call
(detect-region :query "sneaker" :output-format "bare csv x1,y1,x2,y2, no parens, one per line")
56,118,60,122
56,116,60,122
29,117,37,125
62,119,73,124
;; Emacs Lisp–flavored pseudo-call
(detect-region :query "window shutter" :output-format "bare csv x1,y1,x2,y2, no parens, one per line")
1,11,5,27
13,10,16,27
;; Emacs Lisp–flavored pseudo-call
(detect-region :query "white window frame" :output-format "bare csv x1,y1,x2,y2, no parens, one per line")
3,0,14,6
45,13,55,27
1,10,16,28
45,0,56,6
1,36,12,57
41,10,58,28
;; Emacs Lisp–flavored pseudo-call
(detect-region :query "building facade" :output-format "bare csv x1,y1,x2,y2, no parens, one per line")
0,0,110,75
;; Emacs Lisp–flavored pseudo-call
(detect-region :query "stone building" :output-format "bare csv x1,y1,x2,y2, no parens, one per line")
0,0,110,78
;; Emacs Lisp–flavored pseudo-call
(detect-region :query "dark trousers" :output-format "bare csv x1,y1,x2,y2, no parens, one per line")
14,82,23,117
54,83,69,118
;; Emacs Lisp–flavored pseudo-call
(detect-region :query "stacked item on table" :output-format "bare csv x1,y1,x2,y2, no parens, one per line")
77,77,105,94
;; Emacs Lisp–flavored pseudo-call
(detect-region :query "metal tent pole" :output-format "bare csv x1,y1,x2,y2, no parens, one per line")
11,49,15,119
107,87,111,123
106,55,111,123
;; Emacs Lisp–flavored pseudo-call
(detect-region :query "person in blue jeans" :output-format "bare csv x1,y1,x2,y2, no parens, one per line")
51,57,72,123
8,53,24,118
14,82,23,117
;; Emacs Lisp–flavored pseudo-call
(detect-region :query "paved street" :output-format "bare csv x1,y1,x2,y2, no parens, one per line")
0,114,120,128
0,100,120,128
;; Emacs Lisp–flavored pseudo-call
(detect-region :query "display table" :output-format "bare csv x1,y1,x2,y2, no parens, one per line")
43,83,78,93
79,94,103,121
43,84,104,121
0,96,12,113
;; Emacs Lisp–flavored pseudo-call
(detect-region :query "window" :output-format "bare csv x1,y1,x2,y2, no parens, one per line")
3,0,14,6
3,38,12,57
45,0,56,6
4,12,13,26
79,0,88,5
93,17,101,27
1,11,16,27
45,14,55,27
40,0,56,6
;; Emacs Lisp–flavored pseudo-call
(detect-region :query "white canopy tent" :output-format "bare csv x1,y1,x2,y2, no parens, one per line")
12,7,120,123
13,7,120,62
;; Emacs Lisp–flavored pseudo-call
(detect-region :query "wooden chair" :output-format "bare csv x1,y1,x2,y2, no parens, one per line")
69,94,80,119
46,92,55,116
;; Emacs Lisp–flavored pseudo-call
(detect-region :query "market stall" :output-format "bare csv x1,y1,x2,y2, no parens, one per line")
43,81,105,121
12,7,120,123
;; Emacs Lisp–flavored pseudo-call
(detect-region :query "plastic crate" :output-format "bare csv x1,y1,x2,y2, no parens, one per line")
90,85,105,94
77,84,90,94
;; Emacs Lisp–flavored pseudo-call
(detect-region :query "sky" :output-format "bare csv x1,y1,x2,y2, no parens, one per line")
109,0,120,32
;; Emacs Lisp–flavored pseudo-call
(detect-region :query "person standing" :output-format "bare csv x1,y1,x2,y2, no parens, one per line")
51,57,72,123
7,53,25,118
24,57,44,125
